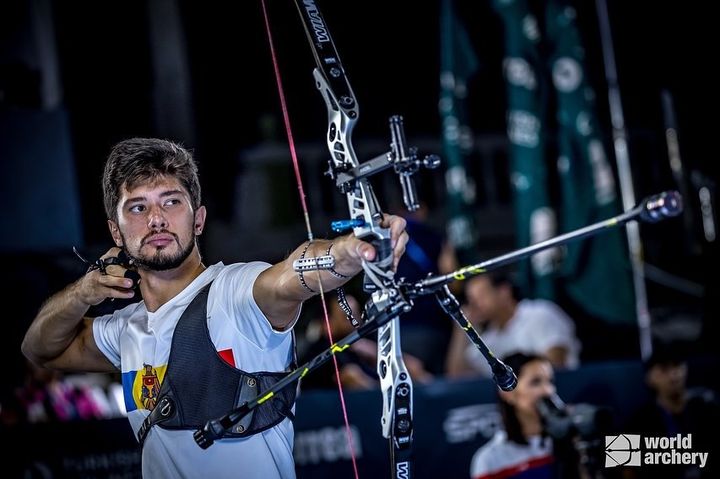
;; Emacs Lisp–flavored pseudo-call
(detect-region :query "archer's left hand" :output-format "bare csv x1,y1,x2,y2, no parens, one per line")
333,214,409,274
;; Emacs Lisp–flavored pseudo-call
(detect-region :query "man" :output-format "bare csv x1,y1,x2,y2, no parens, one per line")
445,272,580,378
21,138,408,478
624,344,718,478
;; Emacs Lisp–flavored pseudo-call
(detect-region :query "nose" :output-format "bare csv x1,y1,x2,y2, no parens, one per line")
542,381,556,397
147,206,168,230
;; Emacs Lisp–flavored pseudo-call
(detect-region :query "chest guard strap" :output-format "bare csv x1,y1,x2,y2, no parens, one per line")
137,281,297,446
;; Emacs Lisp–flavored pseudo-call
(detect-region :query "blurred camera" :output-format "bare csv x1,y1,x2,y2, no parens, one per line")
537,394,613,440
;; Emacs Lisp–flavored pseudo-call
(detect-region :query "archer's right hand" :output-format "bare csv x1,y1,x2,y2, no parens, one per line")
76,247,137,305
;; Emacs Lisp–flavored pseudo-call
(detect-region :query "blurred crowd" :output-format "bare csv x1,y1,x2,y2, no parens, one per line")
1,359,125,426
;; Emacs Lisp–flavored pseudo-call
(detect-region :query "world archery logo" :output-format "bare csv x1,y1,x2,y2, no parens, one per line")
605,434,641,467
605,433,709,469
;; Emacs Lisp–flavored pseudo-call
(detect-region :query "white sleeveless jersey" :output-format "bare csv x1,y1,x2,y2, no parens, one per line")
93,261,298,479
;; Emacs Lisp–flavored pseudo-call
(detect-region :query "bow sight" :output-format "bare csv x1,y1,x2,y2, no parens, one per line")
330,115,441,211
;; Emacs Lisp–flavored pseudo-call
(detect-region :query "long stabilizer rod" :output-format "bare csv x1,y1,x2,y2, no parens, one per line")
408,191,682,297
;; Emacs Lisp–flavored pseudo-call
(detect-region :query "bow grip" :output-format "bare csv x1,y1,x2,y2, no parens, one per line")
362,236,393,292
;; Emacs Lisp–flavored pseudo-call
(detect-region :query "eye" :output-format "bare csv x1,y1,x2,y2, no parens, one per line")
164,198,181,207
129,204,146,213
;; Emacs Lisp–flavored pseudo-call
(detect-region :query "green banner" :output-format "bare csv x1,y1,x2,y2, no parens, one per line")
546,0,635,324
489,0,635,323
439,0,481,265
491,0,559,300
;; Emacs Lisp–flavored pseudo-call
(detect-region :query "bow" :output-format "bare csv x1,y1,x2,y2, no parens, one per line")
291,1,440,476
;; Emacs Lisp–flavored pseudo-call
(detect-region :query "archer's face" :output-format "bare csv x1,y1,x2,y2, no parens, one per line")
109,175,205,271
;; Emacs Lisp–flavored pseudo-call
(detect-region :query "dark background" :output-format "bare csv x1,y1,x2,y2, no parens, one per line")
2,0,717,426
3,1,717,237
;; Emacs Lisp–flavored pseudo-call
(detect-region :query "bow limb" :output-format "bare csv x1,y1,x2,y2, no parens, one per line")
312,69,394,288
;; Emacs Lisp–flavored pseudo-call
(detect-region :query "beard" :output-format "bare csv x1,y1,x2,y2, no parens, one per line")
121,230,196,271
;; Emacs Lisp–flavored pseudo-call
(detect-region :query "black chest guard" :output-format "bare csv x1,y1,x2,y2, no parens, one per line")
137,281,297,446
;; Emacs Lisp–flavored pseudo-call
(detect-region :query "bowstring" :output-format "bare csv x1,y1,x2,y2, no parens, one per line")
259,1,360,477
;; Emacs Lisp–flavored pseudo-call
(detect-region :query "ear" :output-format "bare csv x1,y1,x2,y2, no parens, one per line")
194,206,207,235
108,220,123,246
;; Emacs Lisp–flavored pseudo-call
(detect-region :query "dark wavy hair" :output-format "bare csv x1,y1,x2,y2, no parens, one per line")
486,271,523,302
102,138,201,221
497,352,548,445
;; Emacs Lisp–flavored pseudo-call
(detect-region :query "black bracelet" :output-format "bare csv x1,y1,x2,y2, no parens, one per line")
337,287,359,327
326,243,349,279
297,242,316,293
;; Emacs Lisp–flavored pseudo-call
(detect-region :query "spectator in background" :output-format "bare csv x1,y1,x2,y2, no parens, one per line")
393,201,459,375
446,272,580,378
298,293,433,391
470,352,589,479
623,343,719,478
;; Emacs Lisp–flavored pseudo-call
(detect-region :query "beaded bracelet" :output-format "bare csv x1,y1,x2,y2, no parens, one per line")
326,243,349,279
